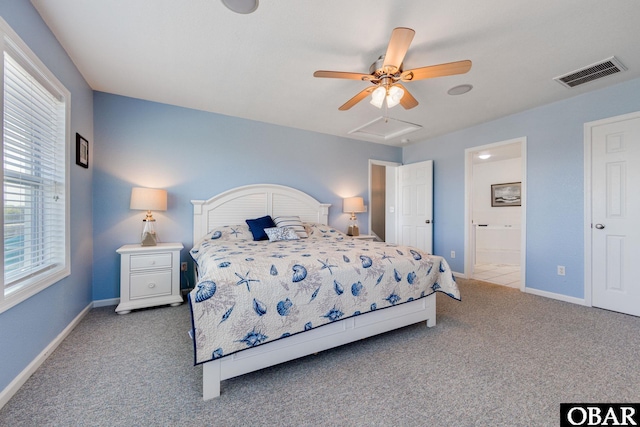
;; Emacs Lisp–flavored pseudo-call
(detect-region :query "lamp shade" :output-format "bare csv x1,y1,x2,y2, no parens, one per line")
369,87,386,108
386,86,405,108
130,187,167,211
343,197,366,213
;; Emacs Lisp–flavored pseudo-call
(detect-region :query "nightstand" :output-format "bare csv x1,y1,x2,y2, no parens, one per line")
352,234,376,241
115,243,184,314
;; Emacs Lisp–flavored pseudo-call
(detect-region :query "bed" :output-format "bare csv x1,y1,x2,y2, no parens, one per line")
188,184,460,400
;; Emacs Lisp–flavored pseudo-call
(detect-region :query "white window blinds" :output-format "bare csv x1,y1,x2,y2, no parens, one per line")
1,17,70,312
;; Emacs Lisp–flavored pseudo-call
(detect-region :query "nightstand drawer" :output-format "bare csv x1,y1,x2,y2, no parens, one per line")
130,253,172,270
130,270,172,299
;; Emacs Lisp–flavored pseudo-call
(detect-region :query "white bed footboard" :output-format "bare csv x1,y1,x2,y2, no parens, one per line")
201,294,436,400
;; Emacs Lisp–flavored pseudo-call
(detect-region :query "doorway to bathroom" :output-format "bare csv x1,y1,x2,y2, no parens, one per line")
464,138,526,289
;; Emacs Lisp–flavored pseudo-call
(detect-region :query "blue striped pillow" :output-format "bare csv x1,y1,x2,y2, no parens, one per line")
273,216,308,238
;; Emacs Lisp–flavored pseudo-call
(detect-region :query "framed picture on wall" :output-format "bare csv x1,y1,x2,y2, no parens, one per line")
491,182,521,207
76,133,89,168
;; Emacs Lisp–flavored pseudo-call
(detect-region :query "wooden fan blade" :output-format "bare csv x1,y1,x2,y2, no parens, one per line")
383,27,415,74
339,87,375,111
314,70,373,81
394,84,419,109
401,60,472,81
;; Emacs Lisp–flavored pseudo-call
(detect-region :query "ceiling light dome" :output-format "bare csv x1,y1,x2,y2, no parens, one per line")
221,0,258,14
447,84,473,95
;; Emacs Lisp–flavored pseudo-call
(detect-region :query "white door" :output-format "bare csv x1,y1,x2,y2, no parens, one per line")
591,115,640,316
398,160,433,254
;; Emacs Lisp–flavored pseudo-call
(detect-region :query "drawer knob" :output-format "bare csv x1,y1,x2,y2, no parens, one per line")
150,260,156,265
148,282,156,288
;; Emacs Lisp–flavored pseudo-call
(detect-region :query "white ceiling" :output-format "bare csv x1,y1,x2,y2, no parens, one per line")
31,0,640,146
471,142,522,164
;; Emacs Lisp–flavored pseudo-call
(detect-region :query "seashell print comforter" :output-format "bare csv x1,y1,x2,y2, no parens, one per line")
188,223,460,365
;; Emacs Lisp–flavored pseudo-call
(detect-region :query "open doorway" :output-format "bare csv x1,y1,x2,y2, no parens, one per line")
369,159,400,242
464,138,527,289
370,163,386,241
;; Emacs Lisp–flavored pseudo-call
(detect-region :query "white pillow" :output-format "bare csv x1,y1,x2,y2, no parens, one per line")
273,216,308,238
264,227,300,242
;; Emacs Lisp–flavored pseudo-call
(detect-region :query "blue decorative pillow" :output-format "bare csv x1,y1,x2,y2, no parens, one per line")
245,215,276,241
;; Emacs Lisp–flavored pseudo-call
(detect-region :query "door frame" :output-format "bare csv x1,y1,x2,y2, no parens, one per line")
463,137,527,290
583,110,640,307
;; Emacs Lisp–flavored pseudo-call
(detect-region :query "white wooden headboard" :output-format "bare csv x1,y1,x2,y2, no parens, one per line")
191,184,331,244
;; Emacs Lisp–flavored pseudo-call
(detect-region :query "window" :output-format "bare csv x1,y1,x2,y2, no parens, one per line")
1,18,70,313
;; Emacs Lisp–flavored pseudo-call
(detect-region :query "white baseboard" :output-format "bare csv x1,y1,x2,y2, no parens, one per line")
0,302,92,410
464,274,587,307
452,271,467,279
92,297,119,308
524,286,587,306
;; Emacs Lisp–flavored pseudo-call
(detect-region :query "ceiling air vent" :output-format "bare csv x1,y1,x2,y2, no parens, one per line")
554,56,626,88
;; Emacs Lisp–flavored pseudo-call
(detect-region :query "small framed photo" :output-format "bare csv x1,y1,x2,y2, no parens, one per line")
491,182,521,207
76,133,89,168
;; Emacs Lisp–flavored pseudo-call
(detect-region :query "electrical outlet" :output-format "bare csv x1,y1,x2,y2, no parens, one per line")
557,265,565,276
181,262,188,272
450,251,456,259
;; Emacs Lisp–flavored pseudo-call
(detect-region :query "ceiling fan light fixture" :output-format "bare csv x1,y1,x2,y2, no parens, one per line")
370,87,386,108
386,86,404,108
313,27,472,111
221,0,259,14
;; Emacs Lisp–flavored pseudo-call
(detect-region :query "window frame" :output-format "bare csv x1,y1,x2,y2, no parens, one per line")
0,17,71,314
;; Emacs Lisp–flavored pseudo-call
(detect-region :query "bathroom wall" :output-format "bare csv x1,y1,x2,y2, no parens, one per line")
473,157,521,264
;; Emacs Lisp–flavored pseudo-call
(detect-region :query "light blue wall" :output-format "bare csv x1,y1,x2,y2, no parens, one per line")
3,0,639,399
0,2,94,392
92,92,402,301
404,77,640,299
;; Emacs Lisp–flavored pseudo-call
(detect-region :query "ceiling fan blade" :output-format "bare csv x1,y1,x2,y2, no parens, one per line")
314,70,374,81
394,84,419,109
339,87,376,111
382,27,415,74
401,60,472,81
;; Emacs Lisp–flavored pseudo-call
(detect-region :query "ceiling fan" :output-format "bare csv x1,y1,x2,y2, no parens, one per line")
313,27,472,111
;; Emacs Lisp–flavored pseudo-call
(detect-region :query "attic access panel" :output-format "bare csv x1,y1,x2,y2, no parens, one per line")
349,116,422,141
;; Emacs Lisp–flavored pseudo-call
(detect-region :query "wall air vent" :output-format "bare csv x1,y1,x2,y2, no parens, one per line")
554,56,626,88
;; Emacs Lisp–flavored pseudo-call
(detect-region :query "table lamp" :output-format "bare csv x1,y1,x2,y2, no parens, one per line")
130,187,167,246
343,196,366,236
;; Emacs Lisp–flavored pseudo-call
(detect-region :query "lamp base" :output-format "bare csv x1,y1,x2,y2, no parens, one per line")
141,231,158,246
347,224,360,237
140,219,158,246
